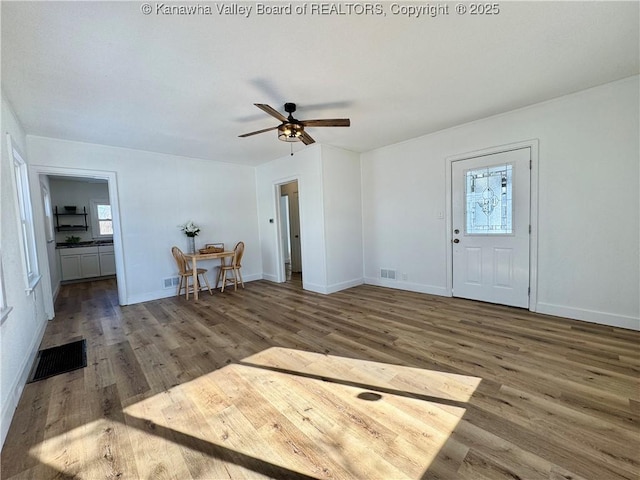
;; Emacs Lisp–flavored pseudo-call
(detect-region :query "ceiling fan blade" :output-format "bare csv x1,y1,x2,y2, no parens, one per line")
238,125,278,137
299,131,315,145
300,119,350,127
254,104,287,123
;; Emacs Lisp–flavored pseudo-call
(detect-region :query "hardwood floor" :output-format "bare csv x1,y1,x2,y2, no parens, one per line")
2,278,638,479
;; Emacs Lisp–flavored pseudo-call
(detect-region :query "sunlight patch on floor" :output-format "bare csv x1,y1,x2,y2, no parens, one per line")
243,347,482,402
32,349,481,479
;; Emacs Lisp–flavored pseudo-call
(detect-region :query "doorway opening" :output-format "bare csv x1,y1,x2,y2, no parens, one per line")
278,180,302,285
32,166,126,317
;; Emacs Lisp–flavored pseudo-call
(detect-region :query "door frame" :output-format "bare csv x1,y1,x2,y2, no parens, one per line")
273,177,302,284
28,165,127,310
445,139,539,311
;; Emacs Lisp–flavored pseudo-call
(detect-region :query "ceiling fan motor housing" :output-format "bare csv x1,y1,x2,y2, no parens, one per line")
239,101,349,146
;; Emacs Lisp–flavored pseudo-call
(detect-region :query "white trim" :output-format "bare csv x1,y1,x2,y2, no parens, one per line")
0,254,10,325
274,182,287,284
29,165,128,306
325,277,364,294
89,198,113,239
364,277,449,296
262,273,279,283
318,150,329,293
0,307,13,326
40,182,54,242
445,139,540,311
301,281,328,294
126,274,263,304
24,274,42,294
537,302,639,331
7,135,41,293
273,175,301,285
0,307,47,446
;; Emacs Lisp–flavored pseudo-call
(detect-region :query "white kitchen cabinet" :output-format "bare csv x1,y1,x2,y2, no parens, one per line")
81,253,100,278
58,246,100,280
98,245,116,276
60,254,82,280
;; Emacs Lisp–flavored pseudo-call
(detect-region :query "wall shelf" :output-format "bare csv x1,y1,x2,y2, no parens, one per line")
54,206,88,231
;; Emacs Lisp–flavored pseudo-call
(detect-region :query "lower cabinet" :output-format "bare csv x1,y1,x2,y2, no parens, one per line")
81,253,101,278
99,245,116,276
59,245,115,281
60,254,83,280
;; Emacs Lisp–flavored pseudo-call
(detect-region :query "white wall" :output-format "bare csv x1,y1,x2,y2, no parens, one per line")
256,144,364,294
255,145,328,292
26,136,262,304
361,76,640,330
321,145,363,292
0,95,50,448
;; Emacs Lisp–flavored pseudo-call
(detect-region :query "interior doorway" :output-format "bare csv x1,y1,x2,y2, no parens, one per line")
31,166,126,313
279,180,302,283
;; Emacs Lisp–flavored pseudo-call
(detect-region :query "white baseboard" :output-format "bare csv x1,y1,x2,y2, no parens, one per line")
300,278,364,295
357,279,640,331
326,278,364,294
301,282,328,294
364,277,449,297
536,302,639,331
125,273,264,305
261,273,279,283
51,281,61,306
1,314,48,448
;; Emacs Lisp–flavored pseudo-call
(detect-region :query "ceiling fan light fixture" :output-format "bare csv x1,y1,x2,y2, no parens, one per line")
278,122,303,142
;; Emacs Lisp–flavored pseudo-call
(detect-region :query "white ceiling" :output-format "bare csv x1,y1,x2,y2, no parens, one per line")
2,1,638,166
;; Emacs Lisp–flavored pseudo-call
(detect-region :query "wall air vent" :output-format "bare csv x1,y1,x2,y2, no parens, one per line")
163,277,180,289
380,269,397,280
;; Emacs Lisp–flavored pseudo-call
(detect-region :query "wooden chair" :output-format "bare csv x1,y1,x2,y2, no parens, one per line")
202,243,225,284
217,241,245,292
171,246,212,299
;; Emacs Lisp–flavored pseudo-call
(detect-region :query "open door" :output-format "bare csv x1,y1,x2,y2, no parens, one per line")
288,189,302,273
279,180,302,280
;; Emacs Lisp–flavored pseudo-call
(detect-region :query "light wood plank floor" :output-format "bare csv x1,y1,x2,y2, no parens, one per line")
2,278,638,479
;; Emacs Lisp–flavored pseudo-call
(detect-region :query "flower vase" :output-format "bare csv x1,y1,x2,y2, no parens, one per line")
188,236,196,254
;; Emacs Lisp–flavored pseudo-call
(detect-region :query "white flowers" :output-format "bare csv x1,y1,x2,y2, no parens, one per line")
179,220,200,237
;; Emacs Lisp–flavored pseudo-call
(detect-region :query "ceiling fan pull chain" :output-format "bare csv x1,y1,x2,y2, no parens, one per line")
290,143,294,156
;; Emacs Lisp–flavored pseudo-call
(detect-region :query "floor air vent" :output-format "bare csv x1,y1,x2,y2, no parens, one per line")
28,339,87,383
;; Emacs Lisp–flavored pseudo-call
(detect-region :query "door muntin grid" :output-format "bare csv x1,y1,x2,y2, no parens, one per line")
464,163,513,235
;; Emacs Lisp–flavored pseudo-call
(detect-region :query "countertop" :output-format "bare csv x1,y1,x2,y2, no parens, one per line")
56,240,113,249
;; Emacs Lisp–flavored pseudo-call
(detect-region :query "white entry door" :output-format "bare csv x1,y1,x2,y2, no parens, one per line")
452,148,531,308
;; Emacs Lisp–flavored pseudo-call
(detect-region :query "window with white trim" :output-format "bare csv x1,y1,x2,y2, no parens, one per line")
8,136,40,292
90,199,113,238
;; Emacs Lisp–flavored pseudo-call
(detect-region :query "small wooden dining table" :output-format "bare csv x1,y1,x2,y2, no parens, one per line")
182,250,234,300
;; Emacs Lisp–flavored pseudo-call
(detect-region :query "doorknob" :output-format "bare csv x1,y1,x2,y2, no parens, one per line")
453,238,460,243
